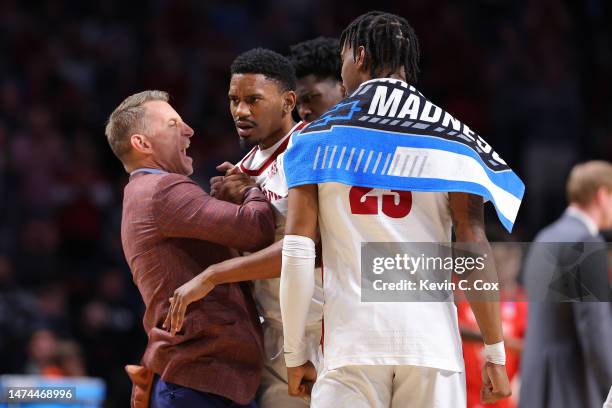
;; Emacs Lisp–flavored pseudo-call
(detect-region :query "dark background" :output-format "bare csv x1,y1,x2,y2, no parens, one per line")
0,0,610,405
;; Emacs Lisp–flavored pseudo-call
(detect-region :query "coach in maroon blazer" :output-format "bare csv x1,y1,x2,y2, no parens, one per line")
105,90,276,407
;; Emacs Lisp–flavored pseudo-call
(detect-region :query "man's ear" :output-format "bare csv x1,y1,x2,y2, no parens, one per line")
282,90,297,115
595,186,610,207
355,46,367,71
130,134,153,154
336,81,347,98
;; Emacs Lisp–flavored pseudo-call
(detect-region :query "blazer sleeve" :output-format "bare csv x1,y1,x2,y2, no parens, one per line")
153,174,275,252
573,237,612,393
573,302,612,393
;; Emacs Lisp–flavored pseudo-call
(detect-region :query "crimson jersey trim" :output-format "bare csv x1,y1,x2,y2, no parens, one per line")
239,121,306,176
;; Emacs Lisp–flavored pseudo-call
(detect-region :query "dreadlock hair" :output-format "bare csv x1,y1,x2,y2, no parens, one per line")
231,48,297,92
340,11,420,84
288,37,342,81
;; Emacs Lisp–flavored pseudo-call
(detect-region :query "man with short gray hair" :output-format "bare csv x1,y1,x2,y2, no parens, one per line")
106,90,170,164
107,90,276,407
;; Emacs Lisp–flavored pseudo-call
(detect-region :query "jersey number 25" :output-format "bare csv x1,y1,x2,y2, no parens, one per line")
349,187,412,218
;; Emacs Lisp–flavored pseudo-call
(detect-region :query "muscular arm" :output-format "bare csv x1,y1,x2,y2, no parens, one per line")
283,185,319,239
188,237,321,287
163,239,283,336
450,192,511,403
450,192,503,345
203,240,283,285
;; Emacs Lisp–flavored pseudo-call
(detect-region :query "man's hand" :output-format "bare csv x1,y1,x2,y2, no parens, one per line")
162,273,216,336
210,175,223,197
481,362,511,404
210,162,237,197
287,361,317,397
217,161,236,174
214,173,258,204
209,162,257,204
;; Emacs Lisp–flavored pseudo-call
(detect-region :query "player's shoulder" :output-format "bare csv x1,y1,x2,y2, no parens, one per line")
286,120,309,148
289,121,308,138
276,121,307,163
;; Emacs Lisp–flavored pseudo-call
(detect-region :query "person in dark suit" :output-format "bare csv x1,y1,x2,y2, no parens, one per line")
520,161,612,408
105,90,276,407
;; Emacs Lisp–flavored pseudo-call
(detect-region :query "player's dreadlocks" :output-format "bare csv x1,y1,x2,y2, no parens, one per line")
288,37,342,81
340,11,420,84
231,48,297,91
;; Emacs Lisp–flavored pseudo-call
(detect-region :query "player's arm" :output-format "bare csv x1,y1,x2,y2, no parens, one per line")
163,239,284,335
449,192,511,403
281,184,318,397
164,231,323,335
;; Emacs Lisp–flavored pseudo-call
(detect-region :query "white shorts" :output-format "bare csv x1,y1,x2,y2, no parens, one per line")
311,364,466,408
258,320,322,408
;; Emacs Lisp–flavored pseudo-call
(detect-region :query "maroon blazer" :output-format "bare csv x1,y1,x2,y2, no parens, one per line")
121,172,275,404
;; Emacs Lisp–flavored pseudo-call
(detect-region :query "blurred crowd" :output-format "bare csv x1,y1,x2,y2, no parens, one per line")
0,0,610,405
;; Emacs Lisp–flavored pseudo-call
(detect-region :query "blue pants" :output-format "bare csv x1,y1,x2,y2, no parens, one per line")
150,376,258,408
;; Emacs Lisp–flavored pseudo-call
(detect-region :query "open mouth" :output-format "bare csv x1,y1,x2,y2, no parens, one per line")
181,143,191,158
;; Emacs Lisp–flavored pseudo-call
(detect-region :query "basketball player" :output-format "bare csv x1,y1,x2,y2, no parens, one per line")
288,37,345,122
279,11,513,408
164,48,323,408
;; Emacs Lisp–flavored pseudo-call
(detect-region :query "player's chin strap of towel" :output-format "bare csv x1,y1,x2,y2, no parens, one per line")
484,341,506,365
280,235,316,368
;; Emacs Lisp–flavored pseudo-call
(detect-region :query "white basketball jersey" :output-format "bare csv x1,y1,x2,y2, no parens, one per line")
317,182,464,372
237,122,323,326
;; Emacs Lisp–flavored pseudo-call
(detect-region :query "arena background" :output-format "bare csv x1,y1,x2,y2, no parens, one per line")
0,0,610,406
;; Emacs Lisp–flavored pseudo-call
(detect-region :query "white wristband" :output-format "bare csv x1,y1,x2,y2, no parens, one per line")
484,341,506,365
